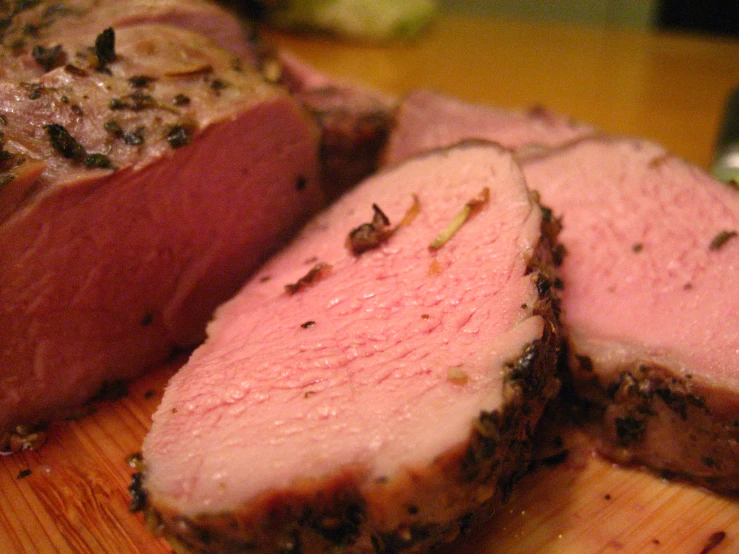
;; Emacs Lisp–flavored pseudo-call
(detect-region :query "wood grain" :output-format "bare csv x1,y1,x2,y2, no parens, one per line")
3,14,739,554
0,363,177,554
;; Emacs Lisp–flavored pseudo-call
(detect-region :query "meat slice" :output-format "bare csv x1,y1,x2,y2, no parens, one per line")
139,142,562,553
520,137,739,494
382,90,595,167
381,91,739,492
0,23,322,437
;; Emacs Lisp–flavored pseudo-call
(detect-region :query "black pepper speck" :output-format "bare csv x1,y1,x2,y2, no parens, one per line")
166,124,192,148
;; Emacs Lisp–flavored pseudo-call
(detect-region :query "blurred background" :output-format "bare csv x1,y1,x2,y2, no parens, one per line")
441,0,738,36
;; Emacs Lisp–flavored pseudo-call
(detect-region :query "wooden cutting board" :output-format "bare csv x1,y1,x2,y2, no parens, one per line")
3,14,739,554
2,358,739,553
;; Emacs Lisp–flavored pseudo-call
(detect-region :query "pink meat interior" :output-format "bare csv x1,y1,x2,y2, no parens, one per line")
524,138,739,388
143,143,546,514
383,90,594,166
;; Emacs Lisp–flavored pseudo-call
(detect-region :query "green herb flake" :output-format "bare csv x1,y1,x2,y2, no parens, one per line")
104,120,123,138
709,230,737,251
17,469,32,479
32,43,65,71
614,416,646,445
172,93,190,106
23,82,44,100
94,27,116,68
109,92,170,113
9,38,26,52
45,124,114,169
128,75,156,88
0,174,15,189
128,472,147,512
0,148,14,165
128,91,156,111
123,126,145,146
14,0,42,15
45,123,86,159
429,187,489,250
83,153,115,169
0,114,6,125
126,452,144,470
166,124,193,149
23,23,39,37
109,97,126,110
210,78,228,94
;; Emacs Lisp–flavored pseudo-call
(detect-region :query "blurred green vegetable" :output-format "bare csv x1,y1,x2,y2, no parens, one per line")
232,0,439,42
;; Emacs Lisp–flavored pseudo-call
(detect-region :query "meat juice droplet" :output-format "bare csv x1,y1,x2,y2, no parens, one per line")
225,386,246,402
227,404,247,417
252,392,270,403
368,435,386,451
317,405,336,419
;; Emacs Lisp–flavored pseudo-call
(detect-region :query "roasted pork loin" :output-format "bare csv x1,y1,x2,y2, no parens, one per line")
0,13,322,436
139,141,562,553
0,0,258,82
522,138,739,494
382,91,739,492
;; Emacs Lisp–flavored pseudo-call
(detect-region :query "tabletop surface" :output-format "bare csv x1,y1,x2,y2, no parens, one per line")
268,14,739,170
2,13,739,554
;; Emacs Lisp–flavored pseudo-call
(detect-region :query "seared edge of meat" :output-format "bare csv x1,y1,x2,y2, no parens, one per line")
130,194,564,554
520,136,739,496
565,339,739,495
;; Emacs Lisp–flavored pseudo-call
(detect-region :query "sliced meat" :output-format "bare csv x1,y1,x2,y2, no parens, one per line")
382,90,595,167
520,137,739,494
0,23,322,437
381,91,739,493
266,51,396,200
3,0,387,201
139,141,562,553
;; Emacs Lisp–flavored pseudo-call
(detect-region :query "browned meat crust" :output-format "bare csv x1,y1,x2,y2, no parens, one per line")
567,350,739,495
